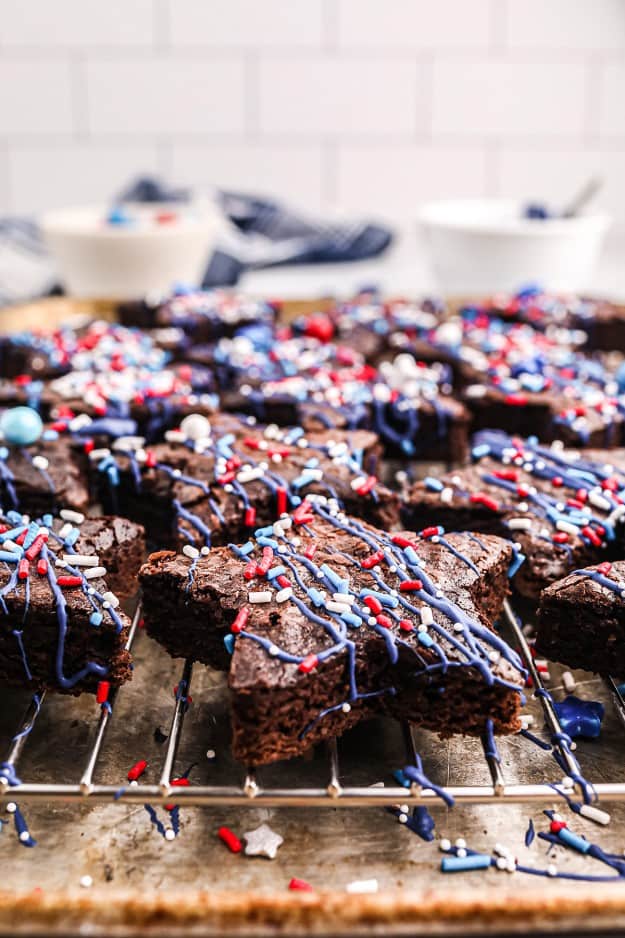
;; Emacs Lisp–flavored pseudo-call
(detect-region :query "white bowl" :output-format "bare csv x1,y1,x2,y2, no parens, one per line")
419,198,611,294
41,201,223,299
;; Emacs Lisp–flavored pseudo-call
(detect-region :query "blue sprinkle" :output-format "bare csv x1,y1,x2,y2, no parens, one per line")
525,818,535,847
224,634,235,655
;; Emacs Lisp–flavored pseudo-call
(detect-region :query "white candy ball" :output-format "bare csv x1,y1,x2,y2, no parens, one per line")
180,414,211,441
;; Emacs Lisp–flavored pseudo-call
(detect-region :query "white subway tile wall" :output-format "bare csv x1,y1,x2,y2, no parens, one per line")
0,0,623,226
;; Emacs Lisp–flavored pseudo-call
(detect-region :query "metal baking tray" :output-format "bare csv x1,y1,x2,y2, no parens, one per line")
1,297,625,936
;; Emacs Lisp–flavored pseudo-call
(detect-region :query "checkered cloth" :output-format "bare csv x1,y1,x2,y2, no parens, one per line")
0,178,393,305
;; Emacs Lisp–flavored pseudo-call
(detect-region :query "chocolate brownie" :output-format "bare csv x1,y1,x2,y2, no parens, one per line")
0,509,143,696
118,288,277,342
45,362,218,441
0,430,89,517
403,430,625,599
140,501,525,764
93,413,400,547
536,560,625,677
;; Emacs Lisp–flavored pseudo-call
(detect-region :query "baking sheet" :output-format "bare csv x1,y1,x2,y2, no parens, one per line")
1,297,625,935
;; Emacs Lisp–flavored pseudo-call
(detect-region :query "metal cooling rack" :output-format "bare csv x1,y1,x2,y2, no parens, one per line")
2,599,625,809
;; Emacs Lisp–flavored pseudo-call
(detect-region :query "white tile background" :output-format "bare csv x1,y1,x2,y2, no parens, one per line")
0,0,624,226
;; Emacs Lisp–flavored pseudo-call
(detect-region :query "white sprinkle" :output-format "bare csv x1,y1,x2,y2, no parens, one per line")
80,875,93,888
268,644,280,656
547,865,558,877
398,813,408,824
6,802,16,814
165,429,186,443
556,520,579,536
326,601,350,614
62,554,99,567
589,491,611,512
101,591,119,609
455,838,466,849
506,858,516,873
488,650,500,663
2,540,22,554
60,509,85,524
440,486,453,504
350,476,367,491
249,591,272,604
579,804,611,826
112,435,145,452
88,448,111,462
183,545,199,560
420,606,434,626
275,587,293,604
342,702,351,713
68,414,92,432
164,829,176,841
84,566,107,580
19,831,30,843
237,468,264,484
206,749,216,760
496,857,507,870
333,593,353,604
31,455,49,471
507,518,532,531
59,523,73,539
520,715,534,729
494,843,511,857
346,879,378,895
456,848,467,858
439,838,451,852
562,671,576,694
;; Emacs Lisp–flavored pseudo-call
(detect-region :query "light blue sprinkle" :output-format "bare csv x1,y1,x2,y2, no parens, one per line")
257,536,279,549
224,634,235,655
418,631,434,648
424,477,444,492
90,612,103,627
254,526,274,538
267,565,286,581
472,444,490,459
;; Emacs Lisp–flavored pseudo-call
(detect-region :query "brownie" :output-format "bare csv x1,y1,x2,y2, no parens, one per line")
403,430,625,599
140,503,525,765
536,561,625,677
0,431,90,517
573,300,625,353
0,509,143,695
118,288,277,343
45,362,218,441
93,414,400,547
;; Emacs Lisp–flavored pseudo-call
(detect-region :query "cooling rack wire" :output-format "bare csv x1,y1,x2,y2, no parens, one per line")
2,599,625,809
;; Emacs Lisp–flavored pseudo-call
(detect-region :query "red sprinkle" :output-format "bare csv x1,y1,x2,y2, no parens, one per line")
276,487,288,516
597,561,613,575
304,544,317,559
256,547,274,576
25,533,48,562
420,526,441,539
376,614,393,629
392,535,416,549
470,493,499,511
364,595,382,614
37,558,48,575
493,469,518,481
165,776,190,810
550,820,568,834
96,681,110,704
361,551,384,569
231,608,250,634
582,526,602,547
504,393,528,406
399,619,415,632
552,532,569,544
298,653,319,674
276,575,291,589
243,561,257,581
18,558,29,580
218,827,242,853
289,877,313,892
356,475,377,496
400,580,423,592
244,506,256,527
127,759,148,781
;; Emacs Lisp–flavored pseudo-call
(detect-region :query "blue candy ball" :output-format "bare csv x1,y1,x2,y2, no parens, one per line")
0,406,43,446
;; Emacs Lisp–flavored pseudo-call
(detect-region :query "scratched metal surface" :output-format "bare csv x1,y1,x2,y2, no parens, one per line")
2,619,625,934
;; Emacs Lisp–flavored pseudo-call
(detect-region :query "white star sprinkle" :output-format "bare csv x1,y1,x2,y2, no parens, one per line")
243,823,284,859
